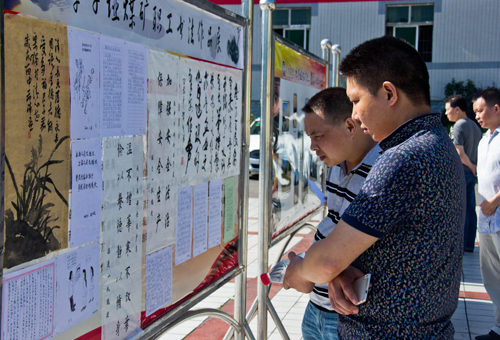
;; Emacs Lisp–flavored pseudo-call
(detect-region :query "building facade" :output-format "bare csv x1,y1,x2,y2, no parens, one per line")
211,0,500,114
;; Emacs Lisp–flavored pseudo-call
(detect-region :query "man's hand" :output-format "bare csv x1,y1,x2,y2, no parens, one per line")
480,198,499,216
455,145,476,176
283,252,315,293
328,266,366,315
470,164,477,177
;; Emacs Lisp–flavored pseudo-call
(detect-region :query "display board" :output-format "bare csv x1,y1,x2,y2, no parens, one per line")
1,0,247,338
270,34,326,238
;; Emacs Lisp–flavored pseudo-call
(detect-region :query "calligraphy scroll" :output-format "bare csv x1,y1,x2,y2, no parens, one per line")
101,136,144,340
3,14,71,269
146,49,180,254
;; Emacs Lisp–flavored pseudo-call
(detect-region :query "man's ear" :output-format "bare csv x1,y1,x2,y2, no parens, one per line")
344,117,357,136
494,104,500,116
382,81,398,107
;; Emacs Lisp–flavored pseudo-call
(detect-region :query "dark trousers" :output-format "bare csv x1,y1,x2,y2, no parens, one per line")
464,168,478,251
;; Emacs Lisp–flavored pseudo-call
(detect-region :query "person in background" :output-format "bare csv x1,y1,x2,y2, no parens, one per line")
301,87,380,340
473,88,500,340
445,94,482,252
283,36,465,339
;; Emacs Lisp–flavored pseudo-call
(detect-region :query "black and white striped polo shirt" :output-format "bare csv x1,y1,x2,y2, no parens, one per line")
309,145,381,312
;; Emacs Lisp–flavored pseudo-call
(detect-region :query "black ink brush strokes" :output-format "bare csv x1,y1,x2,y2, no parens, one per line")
4,134,69,268
227,35,239,65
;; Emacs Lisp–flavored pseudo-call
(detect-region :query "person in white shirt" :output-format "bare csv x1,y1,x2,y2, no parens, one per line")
473,88,500,340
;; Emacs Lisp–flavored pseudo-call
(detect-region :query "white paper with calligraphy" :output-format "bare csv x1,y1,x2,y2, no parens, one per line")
208,179,222,249
145,245,173,317
124,42,148,136
101,136,144,340
69,28,100,139
2,259,56,340
192,181,208,257
5,0,244,69
70,139,102,248
55,241,100,335
100,37,147,138
178,58,242,185
175,186,192,266
146,49,180,254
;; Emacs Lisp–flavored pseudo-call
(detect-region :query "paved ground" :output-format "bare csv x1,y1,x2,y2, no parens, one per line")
160,198,494,340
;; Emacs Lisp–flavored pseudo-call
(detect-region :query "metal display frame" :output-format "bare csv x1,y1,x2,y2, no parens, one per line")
267,34,327,249
254,2,328,339
0,0,256,338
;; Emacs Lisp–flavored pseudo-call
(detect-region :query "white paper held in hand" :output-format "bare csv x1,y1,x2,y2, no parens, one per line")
260,252,306,285
308,179,327,203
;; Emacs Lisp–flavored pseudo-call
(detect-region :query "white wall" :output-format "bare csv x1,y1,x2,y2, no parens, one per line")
221,0,500,106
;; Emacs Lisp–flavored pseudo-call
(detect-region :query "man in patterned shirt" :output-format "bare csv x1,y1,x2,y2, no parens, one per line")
300,87,380,340
283,36,465,339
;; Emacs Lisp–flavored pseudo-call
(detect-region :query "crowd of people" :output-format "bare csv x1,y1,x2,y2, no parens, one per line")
281,36,500,340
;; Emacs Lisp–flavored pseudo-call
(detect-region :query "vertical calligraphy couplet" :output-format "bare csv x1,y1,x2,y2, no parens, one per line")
145,245,173,317
175,186,193,266
68,28,100,139
146,49,181,254
2,260,56,340
70,139,102,248
101,136,144,340
3,14,71,269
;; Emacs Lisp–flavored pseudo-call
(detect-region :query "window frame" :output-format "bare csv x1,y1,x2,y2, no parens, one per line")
273,7,311,50
385,3,434,62
392,25,419,48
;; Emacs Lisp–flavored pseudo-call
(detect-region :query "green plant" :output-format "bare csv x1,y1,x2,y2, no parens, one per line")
444,78,478,100
4,134,69,268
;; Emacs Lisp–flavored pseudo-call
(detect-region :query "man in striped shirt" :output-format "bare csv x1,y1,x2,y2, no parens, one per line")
300,87,380,340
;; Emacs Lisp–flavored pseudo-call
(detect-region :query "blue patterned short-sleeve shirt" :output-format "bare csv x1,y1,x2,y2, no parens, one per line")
340,113,466,339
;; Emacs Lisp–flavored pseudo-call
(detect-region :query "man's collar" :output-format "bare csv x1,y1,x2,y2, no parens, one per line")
487,126,500,138
379,113,438,151
344,144,381,175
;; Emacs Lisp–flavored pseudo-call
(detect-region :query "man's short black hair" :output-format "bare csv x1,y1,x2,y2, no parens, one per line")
474,88,500,107
339,36,431,106
302,87,353,126
445,94,467,112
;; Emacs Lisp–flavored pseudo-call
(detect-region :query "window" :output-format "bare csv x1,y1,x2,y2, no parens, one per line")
386,4,434,62
273,8,311,50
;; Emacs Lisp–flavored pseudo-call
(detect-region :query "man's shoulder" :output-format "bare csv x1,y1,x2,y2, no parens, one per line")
451,119,468,134
377,129,454,172
456,118,482,133
364,144,382,164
